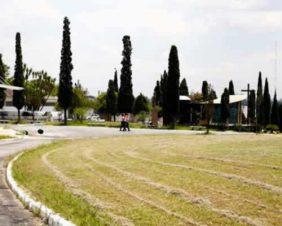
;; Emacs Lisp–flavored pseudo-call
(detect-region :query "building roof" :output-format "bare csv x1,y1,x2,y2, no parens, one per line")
179,95,191,101
213,95,247,104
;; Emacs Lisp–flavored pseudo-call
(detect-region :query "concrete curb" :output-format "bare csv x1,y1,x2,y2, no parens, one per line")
6,152,76,226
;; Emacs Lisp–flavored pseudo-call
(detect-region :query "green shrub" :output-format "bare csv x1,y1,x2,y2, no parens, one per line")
265,124,280,133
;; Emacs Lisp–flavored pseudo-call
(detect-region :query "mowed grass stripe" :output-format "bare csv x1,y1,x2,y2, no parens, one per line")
42,150,135,226
48,148,227,226
82,142,280,224
49,145,268,226
12,143,111,226
84,154,261,226
132,142,282,187
123,151,282,194
47,147,191,225
143,145,282,186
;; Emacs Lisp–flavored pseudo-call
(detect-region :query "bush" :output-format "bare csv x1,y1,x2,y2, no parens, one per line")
191,126,206,131
22,111,33,117
265,124,279,133
135,112,148,123
74,107,87,122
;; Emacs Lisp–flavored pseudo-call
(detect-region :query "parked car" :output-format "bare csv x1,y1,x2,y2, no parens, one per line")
86,114,105,122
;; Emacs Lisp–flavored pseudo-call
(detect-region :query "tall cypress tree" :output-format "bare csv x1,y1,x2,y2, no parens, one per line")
113,69,118,92
118,35,134,113
13,32,25,122
220,88,230,125
262,78,271,126
202,81,209,101
0,54,6,109
256,72,263,125
106,79,117,121
179,78,189,96
279,103,282,131
160,70,168,122
271,91,279,126
228,80,235,95
153,80,161,106
166,45,180,127
58,17,73,125
248,90,256,124
133,93,149,115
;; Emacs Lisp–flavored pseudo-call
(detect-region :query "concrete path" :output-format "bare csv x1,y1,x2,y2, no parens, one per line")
0,125,241,225
0,137,52,226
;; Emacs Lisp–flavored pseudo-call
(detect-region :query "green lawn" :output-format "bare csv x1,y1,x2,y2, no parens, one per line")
13,134,282,225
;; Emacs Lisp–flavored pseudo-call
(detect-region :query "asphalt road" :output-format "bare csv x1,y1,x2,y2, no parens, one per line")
0,137,51,226
9,124,204,138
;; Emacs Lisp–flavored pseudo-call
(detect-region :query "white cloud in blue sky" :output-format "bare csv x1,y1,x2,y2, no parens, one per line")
0,0,282,98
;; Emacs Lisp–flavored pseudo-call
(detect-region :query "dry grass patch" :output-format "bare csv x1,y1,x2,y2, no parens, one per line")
0,135,12,140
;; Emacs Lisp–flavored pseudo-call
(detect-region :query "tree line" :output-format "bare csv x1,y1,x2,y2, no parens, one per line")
0,17,281,131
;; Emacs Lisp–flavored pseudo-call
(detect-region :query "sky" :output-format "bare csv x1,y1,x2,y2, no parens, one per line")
1,0,282,98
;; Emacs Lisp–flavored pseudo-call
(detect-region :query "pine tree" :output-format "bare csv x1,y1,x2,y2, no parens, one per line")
256,72,263,125
153,80,161,106
271,91,279,126
248,90,256,124
118,35,134,113
58,17,73,125
133,93,149,115
166,45,180,127
220,88,230,125
228,80,235,95
13,32,25,122
179,78,189,96
202,81,209,101
262,78,271,126
106,79,117,121
0,54,6,109
113,69,118,92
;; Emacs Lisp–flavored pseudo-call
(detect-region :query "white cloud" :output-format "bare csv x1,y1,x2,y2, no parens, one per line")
165,0,267,10
76,9,187,35
226,11,282,32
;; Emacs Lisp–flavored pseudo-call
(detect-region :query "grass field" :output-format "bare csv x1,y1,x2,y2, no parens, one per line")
12,134,282,225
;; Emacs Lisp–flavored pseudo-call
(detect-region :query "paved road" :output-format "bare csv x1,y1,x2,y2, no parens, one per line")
9,124,206,138
0,125,239,225
0,137,51,226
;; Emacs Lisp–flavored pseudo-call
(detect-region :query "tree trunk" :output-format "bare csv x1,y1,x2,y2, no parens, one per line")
32,108,35,122
206,119,210,134
113,114,116,122
17,109,21,123
64,109,67,125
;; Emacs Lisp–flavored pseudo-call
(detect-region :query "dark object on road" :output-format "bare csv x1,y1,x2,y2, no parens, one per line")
24,130,28,135
38,129,44,134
